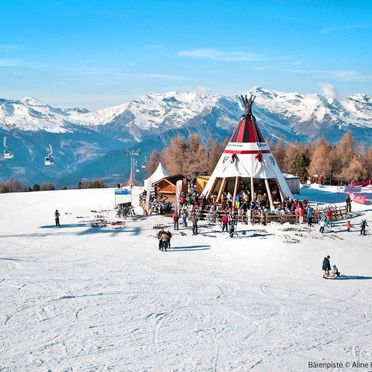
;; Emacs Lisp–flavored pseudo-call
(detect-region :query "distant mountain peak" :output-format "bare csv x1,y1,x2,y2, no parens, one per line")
22,97,45,106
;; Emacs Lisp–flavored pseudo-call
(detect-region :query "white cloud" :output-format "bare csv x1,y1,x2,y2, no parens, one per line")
178,48,264,62
319,83,339,100
288,68,372,81
320,24,372,34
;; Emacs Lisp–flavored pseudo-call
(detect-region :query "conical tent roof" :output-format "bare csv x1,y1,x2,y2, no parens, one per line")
144,162,169,189
202,95,293,202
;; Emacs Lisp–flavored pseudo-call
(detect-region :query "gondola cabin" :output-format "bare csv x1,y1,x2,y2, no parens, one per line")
4,149,14,159
44,156,54,166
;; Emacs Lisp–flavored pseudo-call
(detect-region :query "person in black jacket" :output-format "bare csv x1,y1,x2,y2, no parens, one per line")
55,210,61,227
322,255,331,278
360,219,368,236
345,195,352,212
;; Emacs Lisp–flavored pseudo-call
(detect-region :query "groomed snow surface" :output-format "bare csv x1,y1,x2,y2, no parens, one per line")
1,186,371,371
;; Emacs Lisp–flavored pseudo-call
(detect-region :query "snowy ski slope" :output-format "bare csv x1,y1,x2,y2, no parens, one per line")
0,187,371,371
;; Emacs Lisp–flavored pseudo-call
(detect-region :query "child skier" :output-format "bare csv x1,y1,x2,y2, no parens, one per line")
319,218,325,233
346,220,351,232
332,264,340,277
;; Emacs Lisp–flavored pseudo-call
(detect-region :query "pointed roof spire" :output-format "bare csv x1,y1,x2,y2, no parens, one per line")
229,95,265,143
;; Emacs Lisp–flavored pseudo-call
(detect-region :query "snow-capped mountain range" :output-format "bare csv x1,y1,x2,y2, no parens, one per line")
1,87,371,186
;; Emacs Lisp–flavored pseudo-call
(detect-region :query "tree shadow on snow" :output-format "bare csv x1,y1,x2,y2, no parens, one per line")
336,275,372,280
0,226,141,239
167,244,211,252
77,226,141,236
39,223,87,229
0,257,37,262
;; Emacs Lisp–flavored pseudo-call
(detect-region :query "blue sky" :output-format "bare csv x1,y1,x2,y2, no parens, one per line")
0,0,371,109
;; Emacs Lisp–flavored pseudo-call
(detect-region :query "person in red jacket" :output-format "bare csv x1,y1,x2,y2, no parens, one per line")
221,214,228,232
298,207,304,224
346,220,351,232
172,212,179,230
326,208,333,227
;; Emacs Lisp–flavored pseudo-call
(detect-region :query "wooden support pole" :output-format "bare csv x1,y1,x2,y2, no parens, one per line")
233,176,239,208
277,180,285,202
264,179,274,210
250,177,255,202
217,177,227,202
205,177,218,200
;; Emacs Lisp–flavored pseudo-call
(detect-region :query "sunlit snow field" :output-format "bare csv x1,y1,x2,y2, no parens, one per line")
0,187,371,371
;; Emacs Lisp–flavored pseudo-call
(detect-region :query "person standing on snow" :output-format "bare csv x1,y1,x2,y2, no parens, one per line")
360,219,368,236
322,255,331,278
298,206,304,224
181,209,188,227
221,214,228,232
346,220,351,232
228,214,235,238
345,195,352,212
172,211,179,231
157,228,165,250
307,207,313,227
55,210,61,227
191,213,198,235
160,230,172,251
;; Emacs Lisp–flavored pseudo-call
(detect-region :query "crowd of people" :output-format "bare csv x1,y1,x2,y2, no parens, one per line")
176,189,319,226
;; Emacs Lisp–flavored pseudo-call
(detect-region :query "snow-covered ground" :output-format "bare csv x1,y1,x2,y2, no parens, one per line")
0,186,371,371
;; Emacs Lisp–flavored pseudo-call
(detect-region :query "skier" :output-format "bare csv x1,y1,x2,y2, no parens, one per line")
346,220,351,232
319,218,325,233
307,207,313,227
332,264,340,277
221,214,228,232
191,213,198,235
360,219,368,236
55,209,61,227
345,195,352,212
322,255,331,278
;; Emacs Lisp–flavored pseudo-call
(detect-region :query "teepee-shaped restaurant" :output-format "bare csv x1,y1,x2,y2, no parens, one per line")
202,95,293,209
